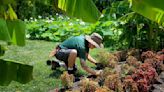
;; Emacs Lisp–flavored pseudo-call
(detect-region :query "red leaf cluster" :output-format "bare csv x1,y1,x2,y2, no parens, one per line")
142,50,164,73
124,63,158,92
104,74,123,92
141,51,155,61
126,56,141,68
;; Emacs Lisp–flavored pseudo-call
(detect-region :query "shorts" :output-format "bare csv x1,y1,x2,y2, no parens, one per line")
55,49,72,66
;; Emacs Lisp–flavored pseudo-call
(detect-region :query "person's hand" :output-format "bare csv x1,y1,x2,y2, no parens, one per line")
95,63,104,70
95,62,102,66
95,70,103,76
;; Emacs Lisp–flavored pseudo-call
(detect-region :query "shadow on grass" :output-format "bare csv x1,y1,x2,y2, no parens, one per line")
49,69,64,78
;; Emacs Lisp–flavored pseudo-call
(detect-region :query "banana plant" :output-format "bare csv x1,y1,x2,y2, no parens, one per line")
129,0,164,26
57,0,164,50
118,11,162,50
0,0,33,85
57,0,101,23
0,59,33,86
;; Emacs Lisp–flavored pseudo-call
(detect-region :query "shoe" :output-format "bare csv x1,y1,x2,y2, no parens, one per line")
67,70,75,74
51,60,60,70
73,64,77,72
46,60,52,65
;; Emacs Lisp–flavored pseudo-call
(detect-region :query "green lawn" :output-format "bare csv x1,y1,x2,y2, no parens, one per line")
0,40,104,92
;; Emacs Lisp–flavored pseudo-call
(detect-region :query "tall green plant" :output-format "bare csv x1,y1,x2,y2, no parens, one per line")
58,0,101,23
129,0,164,26
0,0,33,86
56,0,164,50
118,12,162,50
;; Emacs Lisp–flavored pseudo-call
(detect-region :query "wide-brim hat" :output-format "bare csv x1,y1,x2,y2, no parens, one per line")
85,33,104,48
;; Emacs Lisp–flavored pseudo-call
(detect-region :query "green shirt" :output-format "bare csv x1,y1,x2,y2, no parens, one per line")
59,35,89,60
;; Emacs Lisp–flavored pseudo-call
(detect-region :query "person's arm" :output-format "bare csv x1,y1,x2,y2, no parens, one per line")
86,53,97,64
80,58,101,75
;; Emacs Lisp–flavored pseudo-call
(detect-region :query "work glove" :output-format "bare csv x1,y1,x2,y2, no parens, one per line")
95,63,104,70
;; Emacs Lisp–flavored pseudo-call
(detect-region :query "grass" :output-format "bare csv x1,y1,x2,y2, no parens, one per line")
0,40,105,92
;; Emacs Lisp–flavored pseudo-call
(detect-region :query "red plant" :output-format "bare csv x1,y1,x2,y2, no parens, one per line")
144,59,156,68
126,62,159,92
141,51,155,61
123,75,139,92
79,78,99,92
104,74,123,92
113,50,127,62
144,55,163,73
137,79,149,92
126,56,141,68
95,86,114,92
60,71,74,88
127,48,141,60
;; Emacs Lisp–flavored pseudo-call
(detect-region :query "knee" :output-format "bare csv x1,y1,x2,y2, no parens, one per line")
70,49,77,56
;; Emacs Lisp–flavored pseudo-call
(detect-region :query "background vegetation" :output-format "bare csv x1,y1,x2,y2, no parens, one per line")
24,0,164,51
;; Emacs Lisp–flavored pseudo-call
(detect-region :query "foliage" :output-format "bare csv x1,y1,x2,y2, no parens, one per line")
60,71,74,88
25,0,125,48
0,0,26,46
0,0,32,86
25,0,164,51
62,49,164,92
0,45,6,56
118,12,164,51
130,0,164,26
96,50,118,68
123,75,139,92
0,59,33,86
104,74,123,91
92,0,111,12
79,78,99,92
126,56,141,68
0,18,26,46
95,86,113,92
142,51,164,74
25,15,122,49
91,0,131,48
26,15,92,42
58,0,101,23
98,0,164,51
14,0,57,19
55,0,164,50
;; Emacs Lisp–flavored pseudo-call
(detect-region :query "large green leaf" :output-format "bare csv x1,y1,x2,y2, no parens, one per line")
58,0,101,23
130,0,164,25
0,59,33,86
16,64,33,84
0,60,17,85
7,20,26,46
0,19,26,46
0,0,15,5
0,18,11,42
11,20,26,46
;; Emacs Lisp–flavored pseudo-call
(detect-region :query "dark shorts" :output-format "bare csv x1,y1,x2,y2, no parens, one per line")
55,49,72,66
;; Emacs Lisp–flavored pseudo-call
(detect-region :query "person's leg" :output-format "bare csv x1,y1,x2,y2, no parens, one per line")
67,49,77,74
67,49,77,69
55,49,78,74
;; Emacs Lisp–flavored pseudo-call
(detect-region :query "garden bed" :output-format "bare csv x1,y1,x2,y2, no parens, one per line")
51,48,164,92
